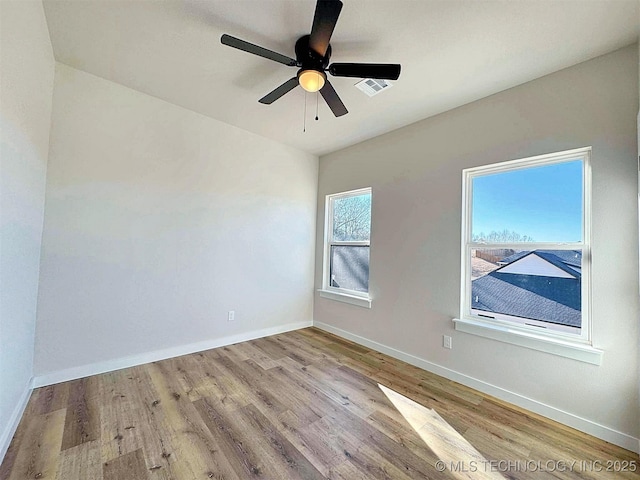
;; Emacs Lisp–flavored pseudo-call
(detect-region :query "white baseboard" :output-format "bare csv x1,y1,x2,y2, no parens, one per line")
33,320,312,388
313,321,640,454
0,378,33,464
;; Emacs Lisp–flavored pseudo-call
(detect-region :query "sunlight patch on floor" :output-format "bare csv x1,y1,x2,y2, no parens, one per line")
378,384,503,479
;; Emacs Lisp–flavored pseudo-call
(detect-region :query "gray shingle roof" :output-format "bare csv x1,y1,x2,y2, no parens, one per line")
533,251,581,277
539,250,582,268
496,250,529,265
471,272,581,327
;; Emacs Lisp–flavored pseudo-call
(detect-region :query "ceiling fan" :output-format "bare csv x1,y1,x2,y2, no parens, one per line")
220,0,401,117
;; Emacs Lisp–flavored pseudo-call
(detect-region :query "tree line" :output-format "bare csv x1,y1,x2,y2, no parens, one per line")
472,229,534,243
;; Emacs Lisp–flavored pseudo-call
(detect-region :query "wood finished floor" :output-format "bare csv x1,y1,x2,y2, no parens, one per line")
1,327,638,480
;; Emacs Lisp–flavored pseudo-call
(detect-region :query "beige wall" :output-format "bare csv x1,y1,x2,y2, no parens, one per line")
315,45,639,446
637,32,640,454
0,0,55,453
34,64,318,376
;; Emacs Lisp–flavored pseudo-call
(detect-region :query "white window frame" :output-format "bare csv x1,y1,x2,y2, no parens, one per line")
454,147,603,364
318,187,372,308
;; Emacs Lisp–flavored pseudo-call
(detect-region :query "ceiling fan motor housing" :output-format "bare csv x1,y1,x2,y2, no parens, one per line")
295,34,331,76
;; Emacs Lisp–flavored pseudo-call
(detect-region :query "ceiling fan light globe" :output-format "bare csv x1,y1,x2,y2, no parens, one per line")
298,69,326,92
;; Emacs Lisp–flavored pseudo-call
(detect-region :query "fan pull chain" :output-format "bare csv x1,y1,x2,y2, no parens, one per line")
315,89,319,121
303,90,307,132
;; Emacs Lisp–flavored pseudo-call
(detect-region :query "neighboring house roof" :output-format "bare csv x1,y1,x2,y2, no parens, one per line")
496,250,529,265
534,251,581,276
472,249,582,328
541,250,581,268
498,250,582,275
471,273,581,327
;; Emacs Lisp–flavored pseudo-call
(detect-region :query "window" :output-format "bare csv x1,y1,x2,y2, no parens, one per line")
319,188,372,308
455,147,602,364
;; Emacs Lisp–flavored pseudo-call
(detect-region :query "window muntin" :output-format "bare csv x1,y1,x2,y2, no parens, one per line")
324,188,371,297
462,148,591,343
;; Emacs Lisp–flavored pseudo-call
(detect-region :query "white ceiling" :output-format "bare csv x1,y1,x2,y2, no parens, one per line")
42,0,639,156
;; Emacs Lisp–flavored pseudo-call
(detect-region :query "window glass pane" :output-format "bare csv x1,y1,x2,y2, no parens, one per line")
471,248,582,330
471,160,582,243
330,246,369,292
332,193,371,241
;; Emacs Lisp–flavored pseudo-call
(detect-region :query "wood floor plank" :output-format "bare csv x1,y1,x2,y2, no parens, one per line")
277,358,376,419
267,363,343,422
61,378,100,451
98,369,144,463
7,408,66,480
182,351,252,411
276,331,335,364
239,359,323,427
27,383,69,416
240,403,325,480
365,409,415,442
103,448,149,480
347,444,419,480
253,336,311,367
462,424,532,460
318,401,440,479
56,441,102,480
3,327,638,480
170,353,211,403
326,458,380,480
212,353,289,421
229,342,280,370
293,414,358,473
147,360,242,480
122,366,177,480
194,396,276,479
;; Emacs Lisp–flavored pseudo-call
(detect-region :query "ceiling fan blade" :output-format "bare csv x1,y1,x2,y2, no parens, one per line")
328,63,401,80
259,77,299,104
309,0,343,57
221,34,297,66
319,80,348,117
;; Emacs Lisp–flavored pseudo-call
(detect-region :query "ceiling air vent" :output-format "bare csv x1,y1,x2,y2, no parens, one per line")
355,78,393,97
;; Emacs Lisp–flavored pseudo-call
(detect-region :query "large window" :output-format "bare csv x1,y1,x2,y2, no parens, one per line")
320,188,372,307
456,148,601,363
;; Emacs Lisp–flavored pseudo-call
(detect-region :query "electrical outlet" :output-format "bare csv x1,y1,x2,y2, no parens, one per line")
228,310,235,322
443,335,452,349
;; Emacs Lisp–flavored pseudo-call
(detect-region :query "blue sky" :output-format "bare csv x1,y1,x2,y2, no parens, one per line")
472,160,583,242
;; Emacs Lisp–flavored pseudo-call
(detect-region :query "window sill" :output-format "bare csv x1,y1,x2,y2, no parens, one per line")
453,317,603,365
318,289,372,308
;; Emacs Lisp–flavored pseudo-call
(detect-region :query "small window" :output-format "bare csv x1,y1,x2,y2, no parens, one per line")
459,148,591,345
321,188,372,305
